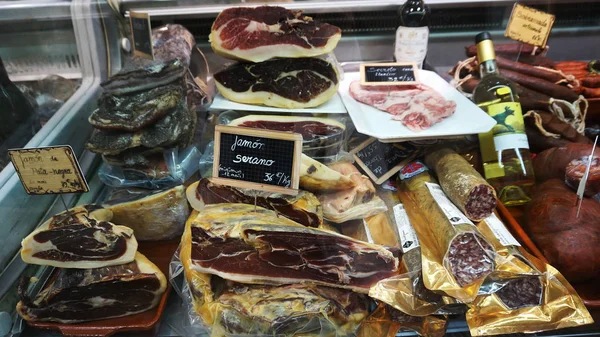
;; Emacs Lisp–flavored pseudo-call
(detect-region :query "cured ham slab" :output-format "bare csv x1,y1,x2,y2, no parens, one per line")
183,204,398,293
17,252,166,323
21,205,138,269
349,81,457,132
214,58,339,109
186,178,323,228
210,6,341,62
180,211,369,336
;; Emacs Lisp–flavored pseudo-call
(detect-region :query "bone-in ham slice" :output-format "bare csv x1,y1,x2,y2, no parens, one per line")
210,6,341,62
349,81,457,132
183,204,398,293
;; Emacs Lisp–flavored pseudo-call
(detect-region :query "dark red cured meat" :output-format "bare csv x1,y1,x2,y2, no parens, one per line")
494,275,543,310
525,180,600,283
32,220,128,261
533,143,598,182
196,178,322,228
212,6,340,51
237,120,344,144
446,233,495,287
17,258,165,323
565,156,600,197
190,224,398,292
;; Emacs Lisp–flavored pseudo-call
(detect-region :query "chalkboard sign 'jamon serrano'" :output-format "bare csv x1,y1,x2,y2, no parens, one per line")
213,125,302,195
360,62,418,86
130,11,154,60
351,138,418,184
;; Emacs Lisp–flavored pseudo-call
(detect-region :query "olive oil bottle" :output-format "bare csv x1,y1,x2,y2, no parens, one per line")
472,32,535,205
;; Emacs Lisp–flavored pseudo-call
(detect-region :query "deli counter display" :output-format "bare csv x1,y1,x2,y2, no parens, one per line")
0,0,599,336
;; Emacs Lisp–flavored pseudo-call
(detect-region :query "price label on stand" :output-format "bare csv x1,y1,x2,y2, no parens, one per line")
212,125,302,195
505,4,555,48
8,146,89,195
360,63,418,86
130,11,154,60
351,138,418,184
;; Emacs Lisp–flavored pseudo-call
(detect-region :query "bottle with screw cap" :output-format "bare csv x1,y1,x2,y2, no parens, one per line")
472,32,535,206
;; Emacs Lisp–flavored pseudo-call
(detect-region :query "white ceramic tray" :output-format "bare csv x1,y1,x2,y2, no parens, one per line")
209,92,347,114
339,71,496,142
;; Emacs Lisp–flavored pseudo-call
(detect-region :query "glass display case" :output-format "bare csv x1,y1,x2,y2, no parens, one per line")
0,0,599,336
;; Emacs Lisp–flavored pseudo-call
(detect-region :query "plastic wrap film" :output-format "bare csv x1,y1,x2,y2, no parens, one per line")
98,145,201,189
172,211,370,337
357,304,447,337
398,167,495,303
465,215,594,336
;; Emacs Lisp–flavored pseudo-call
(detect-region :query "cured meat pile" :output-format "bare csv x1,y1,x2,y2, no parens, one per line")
86,24,208,184
17,206,166,323
211,6,341,109
349,82,457,132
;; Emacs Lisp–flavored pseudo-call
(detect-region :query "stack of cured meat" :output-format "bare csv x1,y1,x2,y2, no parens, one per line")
17,205,167,323
85,25,207,184
210,6,342,109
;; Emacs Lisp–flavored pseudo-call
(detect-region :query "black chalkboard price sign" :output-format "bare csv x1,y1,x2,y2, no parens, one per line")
212,125,303,195
360,62,418,86
351,138,419,184
130,11,154,60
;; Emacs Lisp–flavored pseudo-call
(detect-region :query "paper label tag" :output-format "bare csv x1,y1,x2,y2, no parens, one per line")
362,221,375,244
393,204,420,253
8,146,89,195
484,213,521,247
394,26,429,68
425,182,474,226
505,3,555,48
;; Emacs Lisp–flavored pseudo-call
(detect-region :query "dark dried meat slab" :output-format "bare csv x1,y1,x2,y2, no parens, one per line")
89,84,184,132
185,204,398,293
17,252,166,323
132,24,196,67
214,58,339,109
210,6,341,62
101,59,186,95
21,205,138,269
188,178,323,228
86,98,193,156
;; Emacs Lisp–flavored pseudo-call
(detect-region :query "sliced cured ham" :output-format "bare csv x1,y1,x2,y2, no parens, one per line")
300,154,356,192
21,205,138,269
17,252,166,323
214,58,339,109
183,204,398,293
210,6,341,62
186,178,323,228
349,81,457,132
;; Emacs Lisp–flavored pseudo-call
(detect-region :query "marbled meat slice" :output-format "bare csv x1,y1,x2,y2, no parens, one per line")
21,205,138,269
89,84,184,132
187,178,322,228
101,59,186,95
17,252,166,323
210,6,341,62
214,58,339,109
103,185,189,241
185,204,398,293
349,81,457,132
86,98,193,155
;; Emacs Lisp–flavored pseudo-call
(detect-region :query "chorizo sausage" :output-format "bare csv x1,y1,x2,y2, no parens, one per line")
565,156,600,197
496,56,564,83
581,77,600,88
532,143,598,182
581,87,600,98
466,43,538,57
499,69,579,102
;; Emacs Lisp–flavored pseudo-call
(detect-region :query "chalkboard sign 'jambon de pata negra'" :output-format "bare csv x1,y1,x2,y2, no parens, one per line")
213,125,303,195
360,62,418,86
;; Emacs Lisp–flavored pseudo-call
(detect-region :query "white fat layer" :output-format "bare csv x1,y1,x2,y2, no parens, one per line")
215,79,338,109
300,154,347,182
87,296,117,308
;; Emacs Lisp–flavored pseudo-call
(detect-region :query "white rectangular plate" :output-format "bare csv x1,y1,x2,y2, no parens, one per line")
209,92,347,114
340,71,496,142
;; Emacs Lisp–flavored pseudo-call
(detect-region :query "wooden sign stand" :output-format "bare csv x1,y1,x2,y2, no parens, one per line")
212,125,302,195
350,138,416,185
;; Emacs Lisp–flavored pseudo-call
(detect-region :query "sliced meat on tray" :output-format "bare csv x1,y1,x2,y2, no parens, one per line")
184,203,398,293
349,82,456,132
210,6,341,62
